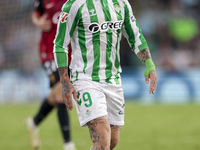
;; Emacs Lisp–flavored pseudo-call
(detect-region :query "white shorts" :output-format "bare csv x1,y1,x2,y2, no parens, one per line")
73,80,125,127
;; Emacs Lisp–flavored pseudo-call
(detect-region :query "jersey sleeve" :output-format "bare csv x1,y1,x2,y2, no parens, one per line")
53,1,79,68
33,0,44,15
122,0,149,55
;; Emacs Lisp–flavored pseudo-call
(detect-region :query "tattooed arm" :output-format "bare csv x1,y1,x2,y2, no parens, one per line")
58,67,77,110
136,49,157,94
136,49,152,64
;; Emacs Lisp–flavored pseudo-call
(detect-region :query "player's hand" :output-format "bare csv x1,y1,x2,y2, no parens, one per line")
61,80,78,111
145,70,157,94
38,14,52,32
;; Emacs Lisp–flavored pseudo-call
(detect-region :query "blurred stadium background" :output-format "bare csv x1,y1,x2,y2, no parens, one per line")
0,0,200,150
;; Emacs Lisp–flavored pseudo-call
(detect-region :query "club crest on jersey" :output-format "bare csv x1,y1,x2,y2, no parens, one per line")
61,12,69,23
114,4,120,13
88,21,123,33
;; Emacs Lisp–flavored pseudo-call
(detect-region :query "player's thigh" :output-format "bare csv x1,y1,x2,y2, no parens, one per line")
43,60,59,88
73,80,108,127
43,61,63,104
87,116,111,144
48,82,63,103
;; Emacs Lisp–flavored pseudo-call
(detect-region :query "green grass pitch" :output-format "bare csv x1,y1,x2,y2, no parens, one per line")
0,102,200,150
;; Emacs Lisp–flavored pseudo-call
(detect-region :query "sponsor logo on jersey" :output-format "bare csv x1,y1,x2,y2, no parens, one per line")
52,11,61,24
61,12,69,23
88,23,99,33
88,21,123,33
131,15,136,22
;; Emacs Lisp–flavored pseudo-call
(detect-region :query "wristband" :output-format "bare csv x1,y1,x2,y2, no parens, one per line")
144,58,156,77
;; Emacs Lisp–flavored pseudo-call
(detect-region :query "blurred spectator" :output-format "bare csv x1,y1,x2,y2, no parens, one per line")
169,17,198,43
120,0,200,70
0,45,5,69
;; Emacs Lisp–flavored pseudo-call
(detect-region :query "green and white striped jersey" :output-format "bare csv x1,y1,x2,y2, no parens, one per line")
54,0,149,84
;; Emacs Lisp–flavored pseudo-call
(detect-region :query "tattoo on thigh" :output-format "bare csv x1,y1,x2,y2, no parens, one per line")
87,117,109,143
110,125,122,131
88,124,99,143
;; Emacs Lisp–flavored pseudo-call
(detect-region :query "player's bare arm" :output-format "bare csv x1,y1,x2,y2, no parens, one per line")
136,49,152,64
32,12,52,32
136,49,157,94
58,67,77,110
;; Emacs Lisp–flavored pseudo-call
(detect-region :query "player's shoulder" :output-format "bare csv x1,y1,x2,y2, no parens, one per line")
62,0,86,13
118,0,129,5
111,0,129,8
61,0,75,13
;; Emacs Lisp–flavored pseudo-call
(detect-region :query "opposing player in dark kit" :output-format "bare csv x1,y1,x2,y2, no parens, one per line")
25,0,76,150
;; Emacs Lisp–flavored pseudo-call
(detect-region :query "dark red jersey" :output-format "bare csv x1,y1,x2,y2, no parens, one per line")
34,0,72,65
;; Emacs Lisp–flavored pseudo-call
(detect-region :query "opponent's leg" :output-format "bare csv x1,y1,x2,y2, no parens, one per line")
110,125,122,150
25,98,54,149
58,103,76,150
49,82,76,150
49,82,71,143
57,103,70,142
88,116,111,150
33,98,54,125
25,61,58,149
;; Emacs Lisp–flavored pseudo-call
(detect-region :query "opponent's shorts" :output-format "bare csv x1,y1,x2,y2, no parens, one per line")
73,80,125,127
42,60,60,88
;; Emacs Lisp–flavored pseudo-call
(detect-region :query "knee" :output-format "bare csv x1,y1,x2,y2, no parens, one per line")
48,83,63,106
51,83,63,103
47,88,57,106
110,137,119,149
47,97,57,106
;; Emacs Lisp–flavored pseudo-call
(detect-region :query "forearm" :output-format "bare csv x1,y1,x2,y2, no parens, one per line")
58,66,69,81
137,49,156,77
57,67,71,95
32,12,41,28
58,66,77,110
136,49,152,64
32,12,52,32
